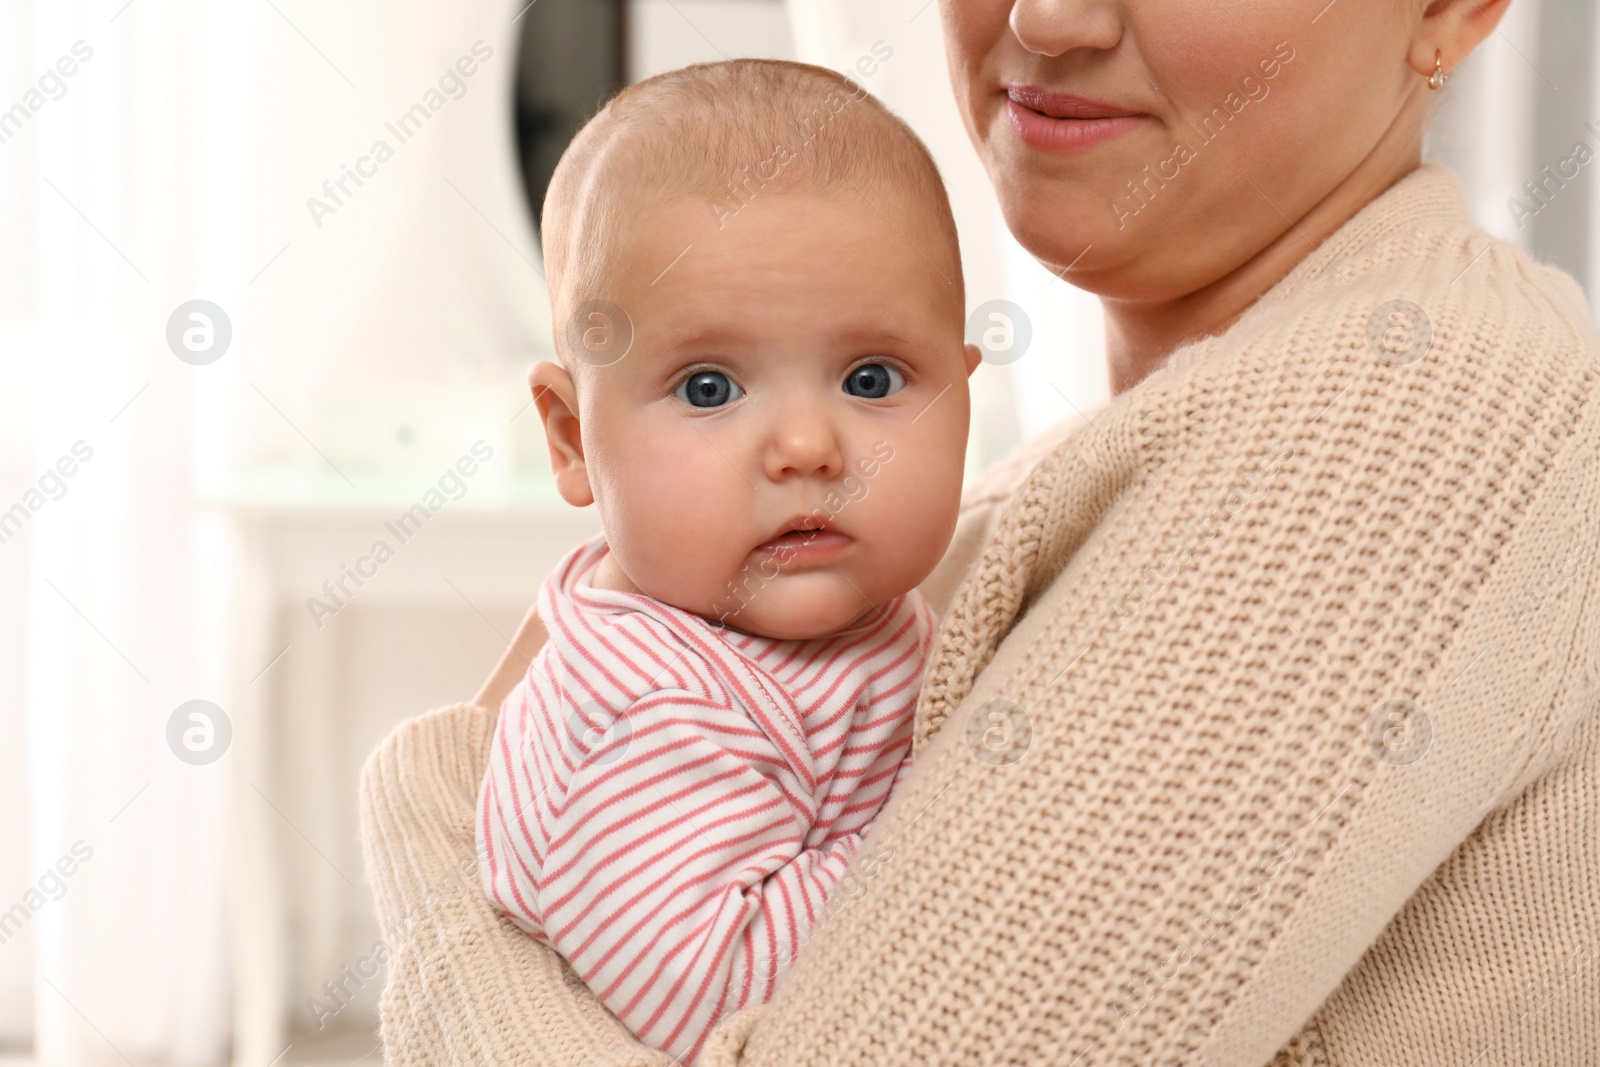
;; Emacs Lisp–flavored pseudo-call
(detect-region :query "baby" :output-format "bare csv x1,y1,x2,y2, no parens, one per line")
476,58,979,1064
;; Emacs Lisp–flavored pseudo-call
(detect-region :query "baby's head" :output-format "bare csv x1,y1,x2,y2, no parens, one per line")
531,58,979,641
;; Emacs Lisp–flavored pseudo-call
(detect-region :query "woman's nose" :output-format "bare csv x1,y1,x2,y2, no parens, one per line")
762,403,844,482
1009,0,1123,56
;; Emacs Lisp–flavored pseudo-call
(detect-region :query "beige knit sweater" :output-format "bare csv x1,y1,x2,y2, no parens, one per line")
359,163,1600,1066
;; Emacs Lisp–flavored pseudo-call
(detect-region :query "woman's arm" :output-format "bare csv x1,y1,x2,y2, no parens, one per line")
360,701,679,1066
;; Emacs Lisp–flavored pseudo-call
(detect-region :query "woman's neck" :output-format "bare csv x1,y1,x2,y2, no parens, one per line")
1101,126,1425,397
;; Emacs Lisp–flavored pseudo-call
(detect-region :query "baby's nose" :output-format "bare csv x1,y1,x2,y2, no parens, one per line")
761,403,843,480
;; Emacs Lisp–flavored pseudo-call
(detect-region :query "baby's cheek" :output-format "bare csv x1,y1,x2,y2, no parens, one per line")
861,443,962,575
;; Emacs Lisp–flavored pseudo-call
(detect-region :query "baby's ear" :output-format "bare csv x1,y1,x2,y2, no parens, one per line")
529,361,595,507
963,343,983,377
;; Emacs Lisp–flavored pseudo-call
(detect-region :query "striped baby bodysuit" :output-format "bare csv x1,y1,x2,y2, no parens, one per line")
476,533,936,1064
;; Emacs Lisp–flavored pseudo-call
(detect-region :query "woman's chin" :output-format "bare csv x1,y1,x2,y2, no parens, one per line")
995,189,1206,302
992,178,1124,271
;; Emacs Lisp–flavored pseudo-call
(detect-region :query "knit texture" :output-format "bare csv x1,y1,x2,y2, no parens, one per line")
359,163,1600,1065
476,533,935,1063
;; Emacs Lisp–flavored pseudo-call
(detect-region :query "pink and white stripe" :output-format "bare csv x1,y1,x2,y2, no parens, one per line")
476,533,935,1064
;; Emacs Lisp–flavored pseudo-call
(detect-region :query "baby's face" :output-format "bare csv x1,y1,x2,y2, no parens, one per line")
544,189,978,640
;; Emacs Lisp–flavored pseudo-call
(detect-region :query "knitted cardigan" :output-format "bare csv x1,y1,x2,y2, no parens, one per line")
359,163,1600,1066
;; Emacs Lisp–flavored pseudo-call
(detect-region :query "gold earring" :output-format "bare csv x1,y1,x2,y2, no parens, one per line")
1427,50,1448,90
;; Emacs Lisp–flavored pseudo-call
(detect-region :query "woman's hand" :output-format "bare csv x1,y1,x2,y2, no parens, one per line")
472,603,548,711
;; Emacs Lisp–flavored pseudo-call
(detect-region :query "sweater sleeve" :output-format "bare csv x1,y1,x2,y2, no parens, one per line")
359,702,678,1067
529,690,866,1065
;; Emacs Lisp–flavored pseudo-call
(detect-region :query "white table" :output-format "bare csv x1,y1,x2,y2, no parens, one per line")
204,464,599,1066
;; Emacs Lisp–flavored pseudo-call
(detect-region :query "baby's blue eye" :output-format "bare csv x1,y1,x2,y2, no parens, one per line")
675,370,743,408
843,363,904,399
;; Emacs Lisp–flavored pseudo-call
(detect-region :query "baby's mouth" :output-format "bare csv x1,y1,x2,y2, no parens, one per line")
753,520,851,561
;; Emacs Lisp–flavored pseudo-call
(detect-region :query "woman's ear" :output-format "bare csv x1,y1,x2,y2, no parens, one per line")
529,361,595,507
1411,0,1511,81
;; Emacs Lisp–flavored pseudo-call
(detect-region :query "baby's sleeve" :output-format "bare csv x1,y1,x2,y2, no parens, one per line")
537,686,863,1066
476,677,563,939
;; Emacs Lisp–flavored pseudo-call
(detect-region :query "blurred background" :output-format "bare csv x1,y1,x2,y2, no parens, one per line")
0,0,1597,1063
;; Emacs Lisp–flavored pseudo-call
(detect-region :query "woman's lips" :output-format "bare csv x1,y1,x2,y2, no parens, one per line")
1002,84,1148,153
753,528,851,562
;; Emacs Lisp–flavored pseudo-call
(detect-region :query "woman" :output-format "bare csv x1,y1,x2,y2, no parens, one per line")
359,0,1600,1062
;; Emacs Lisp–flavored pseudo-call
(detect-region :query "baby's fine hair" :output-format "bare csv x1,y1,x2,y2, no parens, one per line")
540,58,962,341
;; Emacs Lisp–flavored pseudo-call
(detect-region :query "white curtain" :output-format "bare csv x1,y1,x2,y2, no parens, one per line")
1429,0,1600,303
2,0,542,1062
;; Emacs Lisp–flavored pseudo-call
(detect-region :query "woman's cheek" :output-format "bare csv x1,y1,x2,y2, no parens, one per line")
942,0,1011,62
1135,0,1299,112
